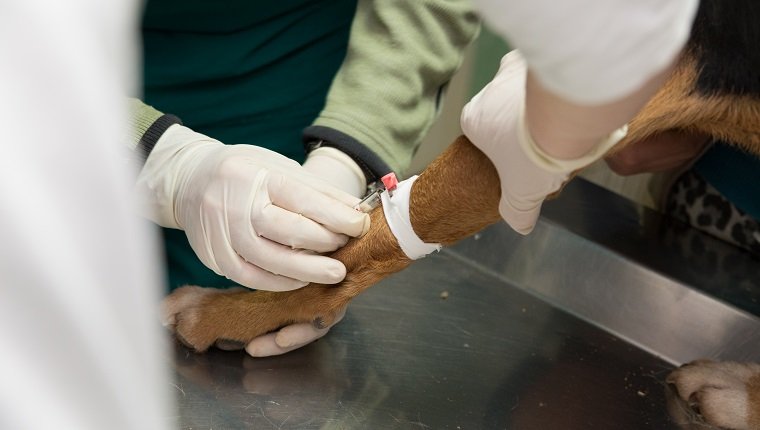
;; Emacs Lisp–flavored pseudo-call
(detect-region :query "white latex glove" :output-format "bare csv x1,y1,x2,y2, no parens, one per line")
302,146,367,198
461,51,627,234
136,124,370,291
246,146,366,357
246,308,347,357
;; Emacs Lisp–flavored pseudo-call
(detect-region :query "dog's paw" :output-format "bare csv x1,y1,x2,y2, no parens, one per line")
162,286,251,352
161,285,242,327
162,284,351,354
666,360,760,430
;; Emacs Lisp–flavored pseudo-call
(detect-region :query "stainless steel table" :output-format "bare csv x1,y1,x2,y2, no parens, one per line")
170,179,760,429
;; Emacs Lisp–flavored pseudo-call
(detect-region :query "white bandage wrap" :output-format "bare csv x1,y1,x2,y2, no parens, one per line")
381,176,441,260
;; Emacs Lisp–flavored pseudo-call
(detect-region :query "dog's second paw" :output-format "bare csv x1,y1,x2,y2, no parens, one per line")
162,286,253,352
666,360,760,430
161,285,234,327
162,285,347,353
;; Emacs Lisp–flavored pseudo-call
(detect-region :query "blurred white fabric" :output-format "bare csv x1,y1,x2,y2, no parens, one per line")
0,0,170,429
474,0,698,104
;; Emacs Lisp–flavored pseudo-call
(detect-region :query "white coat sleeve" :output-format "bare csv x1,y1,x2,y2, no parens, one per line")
473,0,699,104
0,1,171,429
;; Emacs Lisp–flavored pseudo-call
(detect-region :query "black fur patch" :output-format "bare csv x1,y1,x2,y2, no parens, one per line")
688,0,760,97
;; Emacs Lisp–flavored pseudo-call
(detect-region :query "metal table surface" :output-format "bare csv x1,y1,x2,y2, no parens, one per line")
170,180,760,429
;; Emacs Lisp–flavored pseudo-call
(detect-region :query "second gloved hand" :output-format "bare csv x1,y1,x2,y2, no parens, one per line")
245,145,368,357
136,124,370,291
461,51,627,234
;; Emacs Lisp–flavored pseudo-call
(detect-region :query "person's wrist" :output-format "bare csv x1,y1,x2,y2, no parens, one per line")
303,146,367,198
520,106,628,174
138,124,223,229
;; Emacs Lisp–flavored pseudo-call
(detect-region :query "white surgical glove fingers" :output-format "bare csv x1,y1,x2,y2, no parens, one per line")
307,177,365,207
245,333,300,357
228,144,302,171
165,134,364,289
275,307,346,348
303,147,367,198
217,256,309,292
246,308,346,357
268,173,370,238
245,331,324,357
499,197,542,235
255,203,349,253
274,323,329,349
174,162,301,291
462,50,572,235
225,182,347,285
187,219,309,291
496,145,568,235
463,55,526,147
227,226,347,285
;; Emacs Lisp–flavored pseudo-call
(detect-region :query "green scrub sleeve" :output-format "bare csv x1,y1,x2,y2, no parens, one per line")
125,98,182,165
303,0,480,179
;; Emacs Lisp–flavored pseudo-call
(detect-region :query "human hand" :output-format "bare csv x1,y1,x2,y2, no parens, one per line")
245,307,347,357
136,124,369,291
302,145,367,198
244,146,367,356
461,51,626,234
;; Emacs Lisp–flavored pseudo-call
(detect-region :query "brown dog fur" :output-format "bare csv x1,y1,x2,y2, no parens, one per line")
613,55,760,156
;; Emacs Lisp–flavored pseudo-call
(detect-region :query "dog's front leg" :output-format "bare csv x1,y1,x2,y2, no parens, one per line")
163,136,503,352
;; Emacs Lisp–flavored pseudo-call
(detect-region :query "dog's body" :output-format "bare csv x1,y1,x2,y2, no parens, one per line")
163,1,760,428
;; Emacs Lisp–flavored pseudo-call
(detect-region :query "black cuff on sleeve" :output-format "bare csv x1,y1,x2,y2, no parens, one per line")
303,125,393,182
137,114,182,165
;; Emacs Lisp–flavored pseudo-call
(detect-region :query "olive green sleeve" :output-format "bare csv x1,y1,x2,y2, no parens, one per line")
125,98,182,165
303,0,480,179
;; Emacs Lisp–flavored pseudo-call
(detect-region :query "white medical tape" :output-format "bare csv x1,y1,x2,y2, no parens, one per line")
380,175,441,260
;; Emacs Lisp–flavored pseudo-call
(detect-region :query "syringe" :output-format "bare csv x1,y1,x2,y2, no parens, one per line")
353,172,398,213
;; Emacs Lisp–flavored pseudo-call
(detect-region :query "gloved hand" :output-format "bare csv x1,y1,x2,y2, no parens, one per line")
246,146,366,357
245,307,347,357
136,124,370,291
461,51,627,234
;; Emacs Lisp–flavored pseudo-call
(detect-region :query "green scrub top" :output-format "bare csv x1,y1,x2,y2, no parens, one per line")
141,0,358,290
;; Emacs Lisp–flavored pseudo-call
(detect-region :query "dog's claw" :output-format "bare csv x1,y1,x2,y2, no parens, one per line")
312,316,326,329
215,338,246,351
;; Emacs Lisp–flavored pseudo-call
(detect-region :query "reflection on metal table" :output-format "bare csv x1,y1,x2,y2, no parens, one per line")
170,179,760,429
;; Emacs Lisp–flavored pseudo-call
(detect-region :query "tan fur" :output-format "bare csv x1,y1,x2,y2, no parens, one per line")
749,373,760,430
667,361,760,429
613,54,760,155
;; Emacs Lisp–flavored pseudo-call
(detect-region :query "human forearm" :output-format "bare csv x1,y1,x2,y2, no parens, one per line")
125,98,181,165
305,0,480,177
525,61,676,161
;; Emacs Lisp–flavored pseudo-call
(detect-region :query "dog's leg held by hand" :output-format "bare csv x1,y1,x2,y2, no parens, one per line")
162,136,502,353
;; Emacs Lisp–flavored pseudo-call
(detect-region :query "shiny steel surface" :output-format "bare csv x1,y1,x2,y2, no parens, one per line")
541,179,760,317
171,178,759,429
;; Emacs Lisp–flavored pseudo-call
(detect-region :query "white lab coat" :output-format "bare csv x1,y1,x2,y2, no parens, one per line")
0,1,170,429
474,0,699,104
